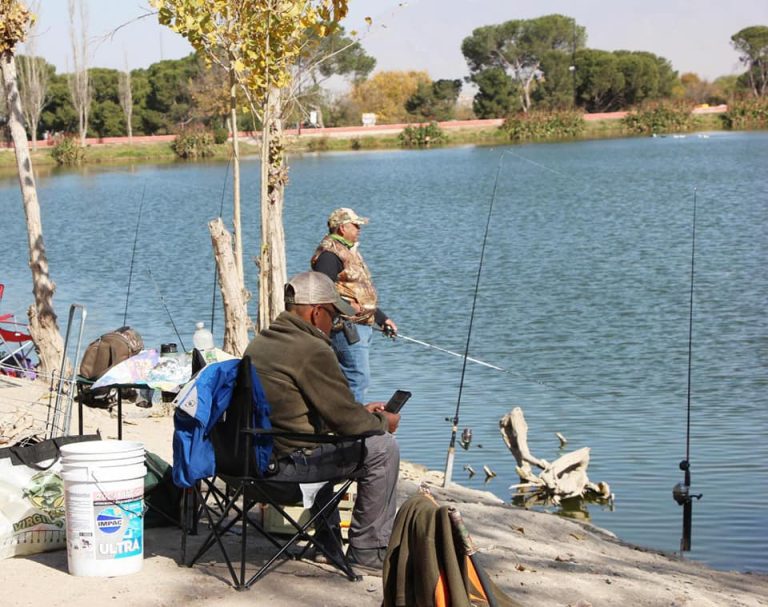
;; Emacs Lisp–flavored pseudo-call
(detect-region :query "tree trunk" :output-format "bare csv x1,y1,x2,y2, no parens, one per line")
257,86,287,331
1,51,64,377
229,65,244,288
208,218,249,356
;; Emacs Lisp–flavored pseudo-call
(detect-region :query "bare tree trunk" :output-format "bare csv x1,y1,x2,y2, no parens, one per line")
229,65,243,287
17,0,47,151
258,86,287,331
209,218,249,356
1,51,64,377
118,61,132,143
68,0,89,146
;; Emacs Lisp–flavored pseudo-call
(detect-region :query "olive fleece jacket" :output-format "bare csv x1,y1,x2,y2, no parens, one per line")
244,311,388,454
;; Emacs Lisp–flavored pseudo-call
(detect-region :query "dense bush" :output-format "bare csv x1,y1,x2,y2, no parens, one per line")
213,127,229,144
721,98,768,130
399,122,445,147
621,102,697,135
501,110,585,141
171,127,215,159
50,135,85,166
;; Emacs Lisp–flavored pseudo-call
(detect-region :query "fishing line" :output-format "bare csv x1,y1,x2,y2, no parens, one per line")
376,327,609,407
673,187,702,553
502,148,573,180
443,152,506,487
146,266,186,351
211,153,233,332
122,186,146,326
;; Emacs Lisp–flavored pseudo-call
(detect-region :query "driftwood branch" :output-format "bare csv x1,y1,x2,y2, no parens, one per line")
499,407,612,504
499,408,549,473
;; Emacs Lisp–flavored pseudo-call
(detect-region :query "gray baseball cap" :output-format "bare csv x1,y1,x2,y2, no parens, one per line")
284,271,355,316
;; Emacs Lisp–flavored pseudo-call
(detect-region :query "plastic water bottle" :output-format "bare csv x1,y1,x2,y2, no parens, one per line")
193,321,215,352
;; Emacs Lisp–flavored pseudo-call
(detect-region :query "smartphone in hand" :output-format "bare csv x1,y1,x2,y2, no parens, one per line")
384,390,411,414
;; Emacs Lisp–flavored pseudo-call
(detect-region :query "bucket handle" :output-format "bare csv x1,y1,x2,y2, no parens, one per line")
89,467,148,519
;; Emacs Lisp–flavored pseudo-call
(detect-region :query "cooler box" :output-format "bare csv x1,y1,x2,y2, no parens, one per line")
262,482,356,539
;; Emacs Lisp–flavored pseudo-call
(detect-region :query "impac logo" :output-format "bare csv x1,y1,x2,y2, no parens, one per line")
96,508,123,534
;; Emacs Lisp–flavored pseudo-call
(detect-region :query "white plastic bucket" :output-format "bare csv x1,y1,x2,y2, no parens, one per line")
60,440,146,577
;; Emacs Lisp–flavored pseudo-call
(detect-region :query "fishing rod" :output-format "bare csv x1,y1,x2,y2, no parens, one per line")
672,188,702,553
211,154,233,332
146,266,186,351
376,326,609,407
443,152,506,487
123,186,146,326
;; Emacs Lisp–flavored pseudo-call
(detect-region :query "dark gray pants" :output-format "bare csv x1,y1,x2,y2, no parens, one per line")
271,433,399,549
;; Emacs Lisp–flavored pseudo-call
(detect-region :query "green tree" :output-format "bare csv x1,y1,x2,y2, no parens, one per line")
574,49,624,112
462,14,586,113
89,67,123,137
39,72,76,134
405,78,462,121
614,51,677,106
471,66,517,118
535,49,574,109
139,54,201,133
731,26,768,97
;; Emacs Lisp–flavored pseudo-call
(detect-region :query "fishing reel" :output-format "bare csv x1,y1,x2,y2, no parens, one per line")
672,481,700,506
672,460,702,506
460,427,472,450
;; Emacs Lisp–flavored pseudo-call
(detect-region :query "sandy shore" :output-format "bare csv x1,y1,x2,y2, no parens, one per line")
1,375,766,607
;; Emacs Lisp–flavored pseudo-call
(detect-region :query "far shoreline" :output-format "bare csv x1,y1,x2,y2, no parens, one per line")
0,108,731,175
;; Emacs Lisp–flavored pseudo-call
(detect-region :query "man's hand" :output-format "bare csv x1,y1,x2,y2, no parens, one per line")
381,411,400,433
382,318,398,338
365,402,401,433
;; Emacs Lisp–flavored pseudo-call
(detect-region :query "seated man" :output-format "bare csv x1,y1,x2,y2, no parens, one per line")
244,271,400,570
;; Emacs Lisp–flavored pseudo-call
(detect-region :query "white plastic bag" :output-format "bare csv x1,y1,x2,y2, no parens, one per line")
0,435,100,559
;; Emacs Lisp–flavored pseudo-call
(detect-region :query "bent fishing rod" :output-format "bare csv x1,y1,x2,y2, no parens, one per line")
442,152,506,487
672,188,702,553
123,186,146,326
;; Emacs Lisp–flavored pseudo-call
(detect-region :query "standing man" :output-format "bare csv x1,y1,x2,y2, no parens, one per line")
244,271,400,570
311,208,398,402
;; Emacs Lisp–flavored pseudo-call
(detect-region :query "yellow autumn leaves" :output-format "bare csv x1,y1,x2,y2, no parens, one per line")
149,0,349,104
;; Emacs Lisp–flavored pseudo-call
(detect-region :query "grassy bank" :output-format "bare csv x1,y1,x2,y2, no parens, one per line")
0,113,731,171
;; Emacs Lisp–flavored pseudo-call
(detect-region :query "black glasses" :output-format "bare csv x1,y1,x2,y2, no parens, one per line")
315,305,340,326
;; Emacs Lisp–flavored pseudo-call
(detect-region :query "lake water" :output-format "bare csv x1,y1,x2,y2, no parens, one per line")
1,132,766,573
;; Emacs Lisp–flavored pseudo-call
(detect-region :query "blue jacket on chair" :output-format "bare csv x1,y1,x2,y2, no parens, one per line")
171,359,272,488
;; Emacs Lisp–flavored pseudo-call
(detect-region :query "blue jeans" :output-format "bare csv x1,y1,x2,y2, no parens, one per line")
330,323,373,403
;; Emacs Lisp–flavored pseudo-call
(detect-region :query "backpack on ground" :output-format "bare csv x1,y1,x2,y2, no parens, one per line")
77,326,143,408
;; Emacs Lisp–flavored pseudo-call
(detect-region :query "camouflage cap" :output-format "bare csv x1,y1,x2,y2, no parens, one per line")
327,207,370,229
284,271,355,316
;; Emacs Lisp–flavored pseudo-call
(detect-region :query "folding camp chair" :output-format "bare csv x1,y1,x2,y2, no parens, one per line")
0,312,35,378
180,356,375,590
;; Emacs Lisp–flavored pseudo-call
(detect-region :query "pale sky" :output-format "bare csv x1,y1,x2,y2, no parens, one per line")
28,0,768,86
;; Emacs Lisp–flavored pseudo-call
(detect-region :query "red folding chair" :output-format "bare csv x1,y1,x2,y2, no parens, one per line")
0,284,36,378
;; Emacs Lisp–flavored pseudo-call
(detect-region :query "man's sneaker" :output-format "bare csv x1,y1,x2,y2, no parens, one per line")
347,546,386,574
